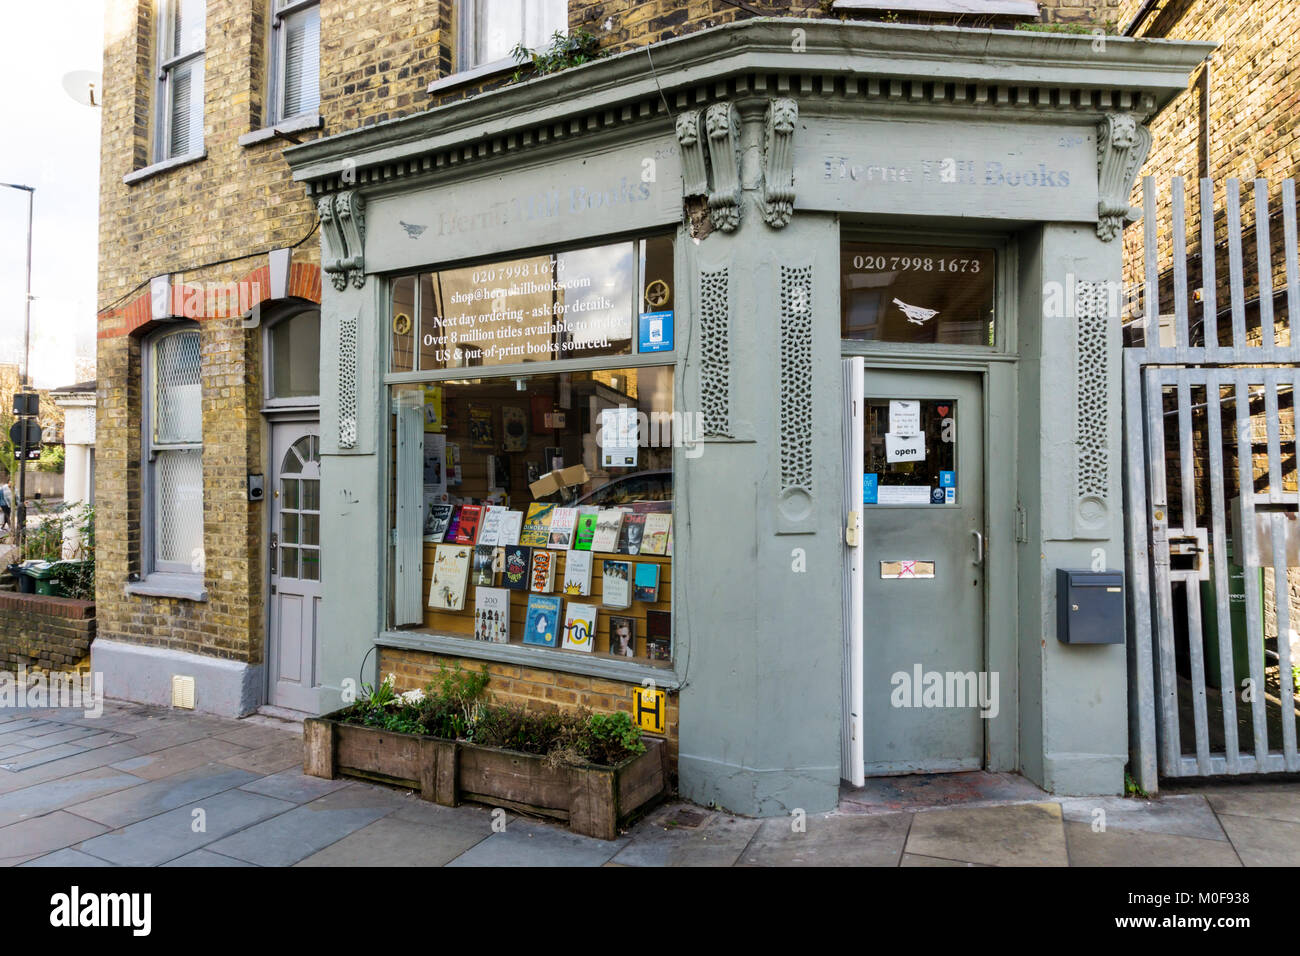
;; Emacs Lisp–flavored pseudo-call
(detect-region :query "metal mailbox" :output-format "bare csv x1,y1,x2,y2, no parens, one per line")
1056,569,1125,645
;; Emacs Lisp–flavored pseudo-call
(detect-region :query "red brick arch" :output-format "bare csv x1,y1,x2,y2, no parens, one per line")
98,262,322,338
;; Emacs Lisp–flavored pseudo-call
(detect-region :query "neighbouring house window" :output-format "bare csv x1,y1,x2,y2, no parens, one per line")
459,0,568,72
268,0,320,122
155,0,206,162
145,327,204,575
267,307,321,401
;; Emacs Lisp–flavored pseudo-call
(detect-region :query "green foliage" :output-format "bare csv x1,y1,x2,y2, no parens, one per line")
339,669,647,767
1124,769,1148,798
35,444,64,474
510,29,605,82
1015,22,1116,35
16,502,95,599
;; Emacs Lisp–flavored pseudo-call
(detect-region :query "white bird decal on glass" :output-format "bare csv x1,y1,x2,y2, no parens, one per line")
893,297,940,325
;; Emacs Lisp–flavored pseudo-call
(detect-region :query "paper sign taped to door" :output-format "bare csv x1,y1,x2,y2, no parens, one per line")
885,431,925,462
880,560,936,579
889,400,921,436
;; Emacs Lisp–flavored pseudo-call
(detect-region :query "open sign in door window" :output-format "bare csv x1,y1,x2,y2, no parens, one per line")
864,397,957,506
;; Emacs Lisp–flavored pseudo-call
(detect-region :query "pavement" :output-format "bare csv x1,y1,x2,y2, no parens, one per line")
1,698,1298,866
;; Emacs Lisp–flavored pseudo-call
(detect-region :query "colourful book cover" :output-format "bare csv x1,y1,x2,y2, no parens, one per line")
616,513,647,555
476,506,505,546
633,562,660,602
530,548,556,593
561,602,598,653
646,610,672,661
443,505,462,544
472,544,497,586
424,502,454,543
469,402,495,451
590,509,624,553
454,504,483,545
502,545,532,592
547,507,578,550
641,514,671,555
563,550,593,596
496,511,524,547
573,508,599,551
609,615,637,658
523,595,563,648
601,559,631,609
519,502,556,548
474,587,510,643
428,544,471,611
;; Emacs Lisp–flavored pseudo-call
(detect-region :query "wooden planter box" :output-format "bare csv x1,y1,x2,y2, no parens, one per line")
303,712,667,840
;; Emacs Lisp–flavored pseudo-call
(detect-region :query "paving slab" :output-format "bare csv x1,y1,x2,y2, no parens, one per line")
0,742,143,794
901,852,985,866
110,737,249,780
213,723,299,750
610,807,760,867
112,721,226,756
839,771,1051,815
1058,794,1227,841
20,848,118,867
738,810,913,866
0,743,32,760
162,849,257,867
0,742,89,771
449,817,628,867
0,766,144,828
202,784,400,866
1064,821,1241,866
391,797,507,831
1205,787,1300,825
0,810,108,864
904,802,1068,867
218,737,302,775
68,762,260,828
296,815,489,867
237,767,350,804
1216,813,1300,866
76,789,296,866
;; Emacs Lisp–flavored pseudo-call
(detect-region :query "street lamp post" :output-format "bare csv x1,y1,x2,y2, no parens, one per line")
1,182,34,551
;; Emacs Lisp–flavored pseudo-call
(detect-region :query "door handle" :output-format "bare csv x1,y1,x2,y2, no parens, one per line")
971,530,984,565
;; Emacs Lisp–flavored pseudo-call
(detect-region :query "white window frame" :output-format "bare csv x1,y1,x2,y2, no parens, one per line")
267,0,321,125
456,0,568,76
154,0,206,163
141,324,204,582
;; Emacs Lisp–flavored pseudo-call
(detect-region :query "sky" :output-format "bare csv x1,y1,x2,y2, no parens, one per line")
0,1,103,388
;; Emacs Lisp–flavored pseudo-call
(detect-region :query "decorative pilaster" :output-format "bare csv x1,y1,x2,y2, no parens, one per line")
761,98,798,228
704,102,742,232
337,314,358,450
320,190,367,289
1095,113,1151,241
676,109,709,197
1074,280,1110,536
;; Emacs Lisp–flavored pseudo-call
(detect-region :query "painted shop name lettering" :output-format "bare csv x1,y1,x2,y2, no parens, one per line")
432,177,652,238
823,156,1070,188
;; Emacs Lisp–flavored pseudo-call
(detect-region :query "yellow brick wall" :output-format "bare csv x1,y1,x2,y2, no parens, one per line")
379,648,680,766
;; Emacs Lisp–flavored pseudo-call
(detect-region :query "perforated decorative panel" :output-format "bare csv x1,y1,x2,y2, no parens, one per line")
699,267,732,438
779,265,814,498
154,330,202,444
155,448,203,566
1075,280,1110,523
338,315,358,449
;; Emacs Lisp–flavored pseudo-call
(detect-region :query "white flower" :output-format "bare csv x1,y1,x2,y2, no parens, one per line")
399,688,426,704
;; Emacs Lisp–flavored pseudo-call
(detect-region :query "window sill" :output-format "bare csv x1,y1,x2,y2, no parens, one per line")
376,629,680,690
125,575,208,602
123,151,208,186
238,114,324,147
426,58,519,96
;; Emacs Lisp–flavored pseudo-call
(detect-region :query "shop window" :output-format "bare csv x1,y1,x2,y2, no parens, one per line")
841,241,996,346
458,0,568,73
390,235,675,373
864,398,958,506
388,365,676,667
155,0,206,162
266,306,320,401
144,326,204,575
268,0,320,123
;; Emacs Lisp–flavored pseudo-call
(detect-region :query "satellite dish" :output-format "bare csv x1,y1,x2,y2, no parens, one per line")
61,70,102,108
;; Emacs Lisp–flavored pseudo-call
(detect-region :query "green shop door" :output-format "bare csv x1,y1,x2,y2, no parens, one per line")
860,368,986,774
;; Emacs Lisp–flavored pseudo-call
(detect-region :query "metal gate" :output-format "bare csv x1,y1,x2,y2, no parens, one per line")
1127,175,1300,792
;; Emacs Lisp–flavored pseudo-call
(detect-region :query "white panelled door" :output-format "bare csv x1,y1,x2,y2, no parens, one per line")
268,422,321,712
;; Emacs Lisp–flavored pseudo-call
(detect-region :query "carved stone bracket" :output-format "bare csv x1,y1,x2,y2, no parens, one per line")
1095,113,1151,241
676,109,709,197
761,98,798,228
320,190,367,289
704,102,742,232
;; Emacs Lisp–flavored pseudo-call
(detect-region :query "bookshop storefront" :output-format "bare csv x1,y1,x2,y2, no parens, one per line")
286,19,1207,815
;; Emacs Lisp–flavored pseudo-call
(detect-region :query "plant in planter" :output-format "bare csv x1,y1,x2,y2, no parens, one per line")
509,29,605,83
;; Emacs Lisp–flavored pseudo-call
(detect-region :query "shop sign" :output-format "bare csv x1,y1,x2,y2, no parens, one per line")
633,686,667,734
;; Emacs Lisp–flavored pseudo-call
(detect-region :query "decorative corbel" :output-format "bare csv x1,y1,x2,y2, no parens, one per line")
319,190,367,289
1095,113,1151,241
676,109,709,197
761,97,798,228
704,102,742,232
